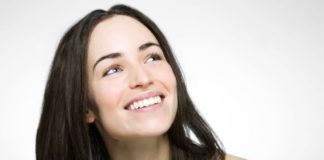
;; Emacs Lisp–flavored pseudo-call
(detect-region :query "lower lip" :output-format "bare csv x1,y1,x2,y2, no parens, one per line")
129,102,163,113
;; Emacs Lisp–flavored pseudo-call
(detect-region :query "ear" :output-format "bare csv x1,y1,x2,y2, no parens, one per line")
85,109,96,123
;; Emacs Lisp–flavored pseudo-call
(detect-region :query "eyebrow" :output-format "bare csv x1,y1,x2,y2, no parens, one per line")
92,42,160,71
138,42,160,51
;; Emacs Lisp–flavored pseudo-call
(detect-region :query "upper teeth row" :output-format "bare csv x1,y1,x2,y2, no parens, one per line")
129,96,161,110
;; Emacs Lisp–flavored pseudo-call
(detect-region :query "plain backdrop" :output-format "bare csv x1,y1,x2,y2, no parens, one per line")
0,0,323,159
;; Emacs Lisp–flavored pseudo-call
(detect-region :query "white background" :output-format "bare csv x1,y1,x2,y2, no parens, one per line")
0,0,323,159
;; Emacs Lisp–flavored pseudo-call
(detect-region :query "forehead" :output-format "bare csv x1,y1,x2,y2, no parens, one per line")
88,15,159,63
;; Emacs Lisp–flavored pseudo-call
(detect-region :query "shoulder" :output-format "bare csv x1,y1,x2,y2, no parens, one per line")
225,154,246,160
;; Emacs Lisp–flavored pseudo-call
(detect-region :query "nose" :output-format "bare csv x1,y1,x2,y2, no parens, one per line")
129,65,153,89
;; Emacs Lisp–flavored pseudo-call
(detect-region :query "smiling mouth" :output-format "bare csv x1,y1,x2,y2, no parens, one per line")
125,95,164,111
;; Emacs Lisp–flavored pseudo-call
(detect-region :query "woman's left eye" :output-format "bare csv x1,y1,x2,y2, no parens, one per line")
146,53,162,63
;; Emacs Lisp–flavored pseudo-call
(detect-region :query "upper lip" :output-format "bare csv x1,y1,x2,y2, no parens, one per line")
124,91,165,109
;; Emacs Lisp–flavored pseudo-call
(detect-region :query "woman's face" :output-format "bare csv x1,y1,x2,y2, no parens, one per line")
87,15,177,140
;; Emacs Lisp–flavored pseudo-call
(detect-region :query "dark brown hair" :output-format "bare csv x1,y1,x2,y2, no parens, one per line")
36,4,225,160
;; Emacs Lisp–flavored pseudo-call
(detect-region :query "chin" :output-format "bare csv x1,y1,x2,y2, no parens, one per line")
135,121,172,137
119,121,172,140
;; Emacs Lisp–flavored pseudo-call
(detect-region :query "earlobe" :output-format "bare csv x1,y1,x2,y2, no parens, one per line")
85,109,96,123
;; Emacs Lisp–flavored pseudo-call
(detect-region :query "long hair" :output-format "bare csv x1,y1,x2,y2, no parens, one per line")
36,4,225,160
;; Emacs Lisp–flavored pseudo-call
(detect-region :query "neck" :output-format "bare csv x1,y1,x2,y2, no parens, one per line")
105,134,171,160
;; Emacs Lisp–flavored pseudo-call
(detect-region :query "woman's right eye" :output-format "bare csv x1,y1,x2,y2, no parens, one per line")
103,65,123,77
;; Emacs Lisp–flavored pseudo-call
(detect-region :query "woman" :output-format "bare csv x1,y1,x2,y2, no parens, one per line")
36,4,242,160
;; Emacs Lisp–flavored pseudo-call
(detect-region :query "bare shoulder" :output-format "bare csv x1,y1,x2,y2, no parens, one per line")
225,154,246,160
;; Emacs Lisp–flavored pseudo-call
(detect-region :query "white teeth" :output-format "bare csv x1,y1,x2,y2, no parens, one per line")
136,102,139,109
148,98,154,104
157,97,161,103
137,101,141,109
143,99,149,106
128,96,162,111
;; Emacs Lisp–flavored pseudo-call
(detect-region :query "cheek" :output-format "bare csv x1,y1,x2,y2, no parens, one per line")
160,65,177,93
162,66,178,124
91,79,129,137
156,64,178,111
92,80,124,113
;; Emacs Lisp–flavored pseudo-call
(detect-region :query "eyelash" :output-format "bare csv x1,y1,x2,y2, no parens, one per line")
146,53,162,62
102,53,163,77
103,64,123,77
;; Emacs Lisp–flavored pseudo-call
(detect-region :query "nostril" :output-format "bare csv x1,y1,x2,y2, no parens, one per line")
129,78,153,89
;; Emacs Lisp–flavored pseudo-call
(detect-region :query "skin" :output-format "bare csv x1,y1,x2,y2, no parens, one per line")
86,15,178,160
84,14,245,160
